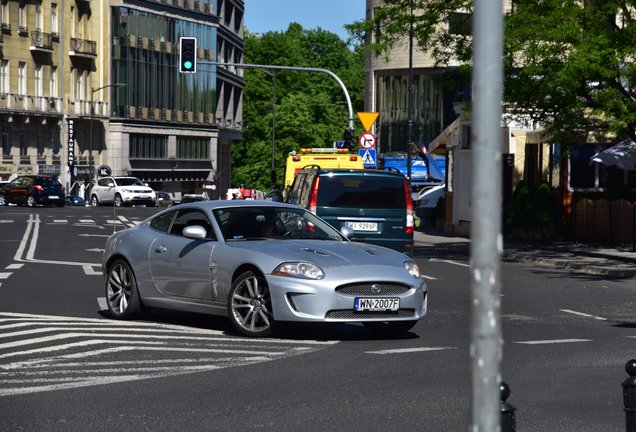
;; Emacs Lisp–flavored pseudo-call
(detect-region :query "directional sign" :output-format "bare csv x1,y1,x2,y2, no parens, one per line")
359,149,376,168
357,112,379,132
359,132,376,149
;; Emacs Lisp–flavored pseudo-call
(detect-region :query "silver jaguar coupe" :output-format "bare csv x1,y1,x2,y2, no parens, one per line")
102,200,427,337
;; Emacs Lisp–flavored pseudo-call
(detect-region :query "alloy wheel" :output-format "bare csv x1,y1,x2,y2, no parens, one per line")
229,271,273,337
106,260,142,319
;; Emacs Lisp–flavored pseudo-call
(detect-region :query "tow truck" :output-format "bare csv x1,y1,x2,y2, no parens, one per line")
283,147,364,190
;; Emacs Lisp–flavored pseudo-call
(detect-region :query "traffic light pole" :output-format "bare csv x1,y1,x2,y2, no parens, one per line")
207,62,355,132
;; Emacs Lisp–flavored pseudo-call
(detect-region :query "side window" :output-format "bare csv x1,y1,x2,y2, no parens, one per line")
169,209,216,240
149,211,176,233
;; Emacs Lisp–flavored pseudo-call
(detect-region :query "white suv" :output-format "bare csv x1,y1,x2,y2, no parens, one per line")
89,176,156,207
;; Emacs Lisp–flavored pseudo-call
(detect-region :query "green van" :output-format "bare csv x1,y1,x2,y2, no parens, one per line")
286,167,415,255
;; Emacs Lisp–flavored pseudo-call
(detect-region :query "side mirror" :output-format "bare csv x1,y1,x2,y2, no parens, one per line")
182,225,207,240
340,226,354,239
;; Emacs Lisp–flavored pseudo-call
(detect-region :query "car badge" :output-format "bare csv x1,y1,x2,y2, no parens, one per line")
359,208,365,216
371,284,381,294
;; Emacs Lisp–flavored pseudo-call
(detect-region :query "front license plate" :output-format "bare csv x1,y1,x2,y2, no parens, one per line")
48,195,59,199
354,297,400,312
345,221,378,232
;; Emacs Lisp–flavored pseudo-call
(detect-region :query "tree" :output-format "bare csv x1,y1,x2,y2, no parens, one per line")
347,0,636,145
232,24,365,191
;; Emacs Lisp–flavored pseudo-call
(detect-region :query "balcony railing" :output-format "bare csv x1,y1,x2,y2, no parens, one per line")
30,31,54,52
69,37,97,57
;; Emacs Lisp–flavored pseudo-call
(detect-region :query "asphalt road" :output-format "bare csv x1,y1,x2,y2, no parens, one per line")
0,205,634,431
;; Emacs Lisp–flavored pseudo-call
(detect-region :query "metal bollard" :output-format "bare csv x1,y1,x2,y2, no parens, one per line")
501,382,516,432
624,359,636,432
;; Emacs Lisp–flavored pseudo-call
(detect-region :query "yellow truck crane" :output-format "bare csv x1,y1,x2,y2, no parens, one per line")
283,148,364,191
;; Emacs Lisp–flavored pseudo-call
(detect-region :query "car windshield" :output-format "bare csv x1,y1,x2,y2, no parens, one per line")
317,175,406,209
215,206,345,241
116,178,145,186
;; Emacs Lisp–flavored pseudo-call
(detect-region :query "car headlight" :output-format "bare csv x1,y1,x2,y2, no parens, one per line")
273,262,325,280
404,261,421,278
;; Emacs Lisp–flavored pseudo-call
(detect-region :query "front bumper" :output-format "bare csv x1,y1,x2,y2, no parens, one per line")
266,265,427,323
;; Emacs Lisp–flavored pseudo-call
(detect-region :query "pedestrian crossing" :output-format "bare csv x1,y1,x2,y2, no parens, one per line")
0,312,337,397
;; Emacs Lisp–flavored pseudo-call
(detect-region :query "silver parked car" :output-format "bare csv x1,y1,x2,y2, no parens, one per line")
102,200,427,337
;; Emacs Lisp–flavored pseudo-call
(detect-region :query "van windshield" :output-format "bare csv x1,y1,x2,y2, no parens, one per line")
317,175,406,209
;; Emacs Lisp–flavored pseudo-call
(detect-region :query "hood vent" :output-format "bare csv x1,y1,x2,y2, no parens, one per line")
300,247,329,256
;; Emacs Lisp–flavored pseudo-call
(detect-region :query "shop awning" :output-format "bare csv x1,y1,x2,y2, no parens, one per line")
590,139,636,171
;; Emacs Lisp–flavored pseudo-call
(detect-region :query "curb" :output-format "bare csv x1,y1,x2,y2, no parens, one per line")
503,252,636,279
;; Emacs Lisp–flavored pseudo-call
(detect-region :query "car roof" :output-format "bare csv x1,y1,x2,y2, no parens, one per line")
171,200,302,211
312,168,407,178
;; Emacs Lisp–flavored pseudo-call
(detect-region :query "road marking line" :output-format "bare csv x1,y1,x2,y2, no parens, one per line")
52,220,67,223
560,309,607,321
366,347,456,355
0,273,11,280
514,339,591,345
79,219,95,223
429,258,470,268
0,312,339,345
97,297,107,310
6,264,23,270
421,274,437,280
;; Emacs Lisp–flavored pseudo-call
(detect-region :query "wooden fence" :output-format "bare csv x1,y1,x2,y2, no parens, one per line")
572,198,636,250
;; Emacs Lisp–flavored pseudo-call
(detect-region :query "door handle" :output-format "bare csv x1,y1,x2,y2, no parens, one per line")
154,245,167,253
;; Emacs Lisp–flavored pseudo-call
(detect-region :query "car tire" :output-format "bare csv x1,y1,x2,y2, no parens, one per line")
105,259,144,319
363,320,417,337
114,194,123,207
0,195,5,206
56,200,64,207
228,270,273,337
27,196,36,207
91,195,100,207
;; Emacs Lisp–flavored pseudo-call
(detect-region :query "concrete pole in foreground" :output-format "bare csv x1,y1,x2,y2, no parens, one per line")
471,0,505,430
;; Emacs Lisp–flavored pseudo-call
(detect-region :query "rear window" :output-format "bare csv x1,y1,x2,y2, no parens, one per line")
317,175,406,209
35,177,61,186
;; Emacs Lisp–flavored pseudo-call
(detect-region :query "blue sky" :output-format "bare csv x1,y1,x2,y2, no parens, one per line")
243,0,366,40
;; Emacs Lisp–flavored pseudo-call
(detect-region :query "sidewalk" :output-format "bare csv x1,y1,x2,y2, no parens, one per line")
413,228,636,279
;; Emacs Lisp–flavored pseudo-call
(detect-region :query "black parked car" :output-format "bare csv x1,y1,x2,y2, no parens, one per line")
0,175,65,207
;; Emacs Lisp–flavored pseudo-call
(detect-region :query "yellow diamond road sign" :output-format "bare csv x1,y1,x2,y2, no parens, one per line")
357,112,379,132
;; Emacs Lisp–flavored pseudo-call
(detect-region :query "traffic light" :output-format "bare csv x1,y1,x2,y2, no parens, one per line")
179,37,197,73
344,128,355,151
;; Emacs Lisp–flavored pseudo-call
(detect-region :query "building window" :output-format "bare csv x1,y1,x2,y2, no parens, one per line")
129,134,167,159
36,134,44,156
51,4,58,35
18,62,26,96
1,3,7,28
35,4,42,31
74,69,84,100
19,133,27,157
0,60,9,95
1,128,9,157
177,136,209,159
18,5,26,32
50,66,57,98
34,65,42,99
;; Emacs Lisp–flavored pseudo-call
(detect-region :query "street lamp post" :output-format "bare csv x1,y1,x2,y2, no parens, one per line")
88,83,125,200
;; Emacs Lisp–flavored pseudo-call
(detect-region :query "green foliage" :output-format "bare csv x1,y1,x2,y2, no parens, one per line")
348,0,636,146
232,25,365,192
506,182,558,233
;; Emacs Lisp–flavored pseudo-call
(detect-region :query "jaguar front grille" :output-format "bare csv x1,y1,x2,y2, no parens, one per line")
335,282,411,296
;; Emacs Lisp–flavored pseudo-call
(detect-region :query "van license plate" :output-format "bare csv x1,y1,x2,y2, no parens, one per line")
354,298,400,312
345,222,377,231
